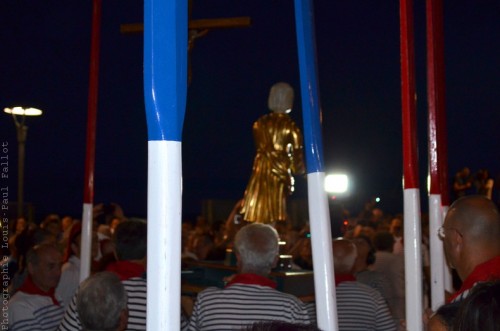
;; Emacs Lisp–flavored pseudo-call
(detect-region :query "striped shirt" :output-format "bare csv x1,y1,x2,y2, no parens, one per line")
336,281,396,331
57,277,188,331
187,276,312,330
58,277,147,331
9,292,65,331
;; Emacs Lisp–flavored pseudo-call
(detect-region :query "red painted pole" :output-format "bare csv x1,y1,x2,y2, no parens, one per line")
427,0,452,307
81,0,102,282
400,0,419,190
83,0,102,204
427,0,447,198
433,0,450,207
427,0,439,196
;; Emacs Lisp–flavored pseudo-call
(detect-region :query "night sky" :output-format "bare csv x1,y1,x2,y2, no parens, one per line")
1,0,499,223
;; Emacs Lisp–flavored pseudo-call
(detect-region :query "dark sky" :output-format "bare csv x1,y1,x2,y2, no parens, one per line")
1,0,499,222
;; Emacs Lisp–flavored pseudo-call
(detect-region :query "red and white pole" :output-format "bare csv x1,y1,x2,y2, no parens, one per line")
426,0,449,310
81,0,102,282
400,0,423,328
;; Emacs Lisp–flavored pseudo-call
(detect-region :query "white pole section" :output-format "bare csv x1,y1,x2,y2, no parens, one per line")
308,172,338,331
80,203,93,282
147,141,182,330
404,188,423,330
429,194,445,310
441,205,454,293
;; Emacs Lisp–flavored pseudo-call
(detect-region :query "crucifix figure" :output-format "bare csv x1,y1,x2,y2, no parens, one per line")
121,1,251,83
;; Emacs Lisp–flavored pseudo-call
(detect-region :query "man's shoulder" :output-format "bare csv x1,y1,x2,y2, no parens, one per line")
9,291,54,309
9,292,64,329
337,281,383,299
122,276,147,287
201,283,304,304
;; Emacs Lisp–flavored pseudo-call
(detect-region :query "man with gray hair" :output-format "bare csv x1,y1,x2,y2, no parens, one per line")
187,223,312,330
76,272,128,331
8,243,65,331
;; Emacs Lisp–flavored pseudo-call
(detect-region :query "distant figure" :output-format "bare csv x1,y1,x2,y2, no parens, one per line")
240,82,305,224
8,243,65,331
77,272,128,331
453,167,472,200
56,223,98,306
187,223,312,330
452,280,500,331
389,217,404,255
372,231,406,322
440,195,500,303
473,168,494,199
351,235,392,307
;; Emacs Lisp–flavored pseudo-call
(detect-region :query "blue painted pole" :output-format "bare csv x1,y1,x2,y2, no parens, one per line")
294,1,338,329
143,0,188,329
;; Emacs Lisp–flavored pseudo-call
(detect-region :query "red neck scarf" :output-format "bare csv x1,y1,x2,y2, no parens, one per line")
18,275,60,306
226,273,277,289
105,260,145,281
448,255,500,303
335,273,356,287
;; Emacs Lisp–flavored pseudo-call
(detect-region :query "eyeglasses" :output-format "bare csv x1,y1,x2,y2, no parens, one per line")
437,226,461,240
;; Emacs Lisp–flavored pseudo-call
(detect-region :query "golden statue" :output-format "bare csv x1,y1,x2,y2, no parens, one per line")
240,82,305,223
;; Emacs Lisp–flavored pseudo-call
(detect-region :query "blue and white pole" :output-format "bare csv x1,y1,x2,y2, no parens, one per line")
294,1,338,330
144,0,187,330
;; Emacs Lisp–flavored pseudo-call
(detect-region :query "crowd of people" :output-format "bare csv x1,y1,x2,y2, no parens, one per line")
1,195,499,331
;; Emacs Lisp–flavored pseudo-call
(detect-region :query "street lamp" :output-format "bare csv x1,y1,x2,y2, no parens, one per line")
4,107,43,218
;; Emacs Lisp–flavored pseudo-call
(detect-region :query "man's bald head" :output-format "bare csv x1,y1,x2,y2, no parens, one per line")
332,239,357,274
445,195,500,244
443,195,500,280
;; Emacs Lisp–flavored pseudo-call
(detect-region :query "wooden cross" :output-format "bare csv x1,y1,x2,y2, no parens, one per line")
121,4,251,83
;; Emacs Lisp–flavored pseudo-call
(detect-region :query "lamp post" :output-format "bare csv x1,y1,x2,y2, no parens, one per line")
4,107,43,218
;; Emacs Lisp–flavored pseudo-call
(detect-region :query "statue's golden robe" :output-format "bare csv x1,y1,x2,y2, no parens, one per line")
240,112,305,223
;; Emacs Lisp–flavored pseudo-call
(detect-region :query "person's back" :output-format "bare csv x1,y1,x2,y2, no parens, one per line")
372,231,405,321
332,238,396,331
189,279,311,330
452,280,500,331
187,223,312,330
336,281,396,331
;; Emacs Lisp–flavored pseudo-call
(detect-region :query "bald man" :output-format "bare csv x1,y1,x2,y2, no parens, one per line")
440,195,500,302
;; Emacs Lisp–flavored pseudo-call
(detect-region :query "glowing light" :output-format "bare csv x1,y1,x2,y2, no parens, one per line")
4,107,43,116
324,174,348,193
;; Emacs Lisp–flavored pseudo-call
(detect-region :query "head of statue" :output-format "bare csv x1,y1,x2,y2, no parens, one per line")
268,82,294,114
